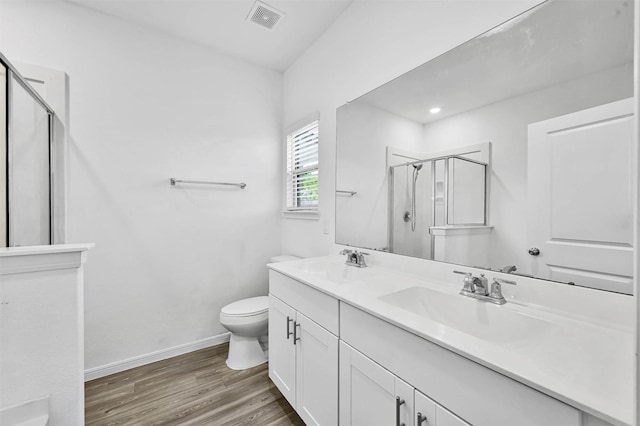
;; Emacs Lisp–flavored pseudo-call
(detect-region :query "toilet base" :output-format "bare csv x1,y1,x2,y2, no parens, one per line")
226,334,267,370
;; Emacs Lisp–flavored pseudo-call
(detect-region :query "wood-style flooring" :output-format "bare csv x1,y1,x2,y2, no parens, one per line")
85,343,305,425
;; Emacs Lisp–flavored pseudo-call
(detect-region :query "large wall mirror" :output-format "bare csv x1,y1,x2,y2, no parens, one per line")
336,0,635,294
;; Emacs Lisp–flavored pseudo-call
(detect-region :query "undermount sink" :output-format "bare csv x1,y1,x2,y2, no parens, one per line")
291,259,368,284
379,286,553,342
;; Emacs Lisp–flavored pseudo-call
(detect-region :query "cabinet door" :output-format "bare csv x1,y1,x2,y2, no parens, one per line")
340,341,396,426
268,295,297,407
295,312,338,426
437,405,471,426
395,377,414,426
415,390,436,426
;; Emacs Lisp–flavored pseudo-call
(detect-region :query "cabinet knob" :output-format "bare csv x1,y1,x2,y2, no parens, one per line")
528,247,540,256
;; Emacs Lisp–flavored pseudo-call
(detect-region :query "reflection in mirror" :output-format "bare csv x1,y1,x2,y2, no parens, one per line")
335,0,634,294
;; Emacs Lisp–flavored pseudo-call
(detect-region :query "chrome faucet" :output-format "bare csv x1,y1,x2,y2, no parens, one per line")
453,271,516,305
500,265,517,274
489,277,517,305
340,249,369,268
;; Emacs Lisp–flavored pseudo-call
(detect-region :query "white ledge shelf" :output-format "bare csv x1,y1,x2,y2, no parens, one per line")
0,244,94,275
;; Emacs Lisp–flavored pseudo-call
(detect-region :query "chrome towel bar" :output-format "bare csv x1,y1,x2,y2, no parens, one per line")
170,178,246,189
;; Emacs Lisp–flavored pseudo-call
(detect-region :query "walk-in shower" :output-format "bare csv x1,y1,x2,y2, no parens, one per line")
1,52,55,247
389,155,487,259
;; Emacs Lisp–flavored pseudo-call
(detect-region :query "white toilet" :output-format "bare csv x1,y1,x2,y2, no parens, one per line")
220,255,300,370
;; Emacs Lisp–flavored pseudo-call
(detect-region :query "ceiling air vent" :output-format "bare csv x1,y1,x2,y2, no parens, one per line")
247,0,285,30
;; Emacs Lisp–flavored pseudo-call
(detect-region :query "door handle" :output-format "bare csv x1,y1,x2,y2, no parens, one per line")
396,396,405,426
528,247,540,256
286,316,293,340
293,321,301,345
417,412,428,425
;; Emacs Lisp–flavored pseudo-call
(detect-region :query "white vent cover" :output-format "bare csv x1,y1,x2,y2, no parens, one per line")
247,0,285,30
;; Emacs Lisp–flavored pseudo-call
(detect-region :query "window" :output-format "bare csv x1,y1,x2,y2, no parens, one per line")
285,119,319,214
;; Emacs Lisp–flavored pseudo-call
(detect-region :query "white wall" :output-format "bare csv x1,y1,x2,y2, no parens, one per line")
282,0,543,257
0,1,283,372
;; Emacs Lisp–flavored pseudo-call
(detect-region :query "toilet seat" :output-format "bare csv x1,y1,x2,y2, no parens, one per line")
220,311,268,326
221,296,268,318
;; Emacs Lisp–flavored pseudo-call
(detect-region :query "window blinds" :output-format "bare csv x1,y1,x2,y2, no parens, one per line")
286,120,319,210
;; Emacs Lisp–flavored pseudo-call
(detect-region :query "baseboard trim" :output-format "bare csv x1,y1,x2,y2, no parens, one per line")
84,333,231,382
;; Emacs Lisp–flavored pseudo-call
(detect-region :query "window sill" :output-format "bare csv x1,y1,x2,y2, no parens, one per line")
282,210,320,221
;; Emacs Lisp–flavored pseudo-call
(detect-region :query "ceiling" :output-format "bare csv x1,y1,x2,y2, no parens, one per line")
356,0,634,124
66,0,354,71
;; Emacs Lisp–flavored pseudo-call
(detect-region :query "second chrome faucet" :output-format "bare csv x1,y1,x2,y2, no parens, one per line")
339,249,369,268
453,270,516,305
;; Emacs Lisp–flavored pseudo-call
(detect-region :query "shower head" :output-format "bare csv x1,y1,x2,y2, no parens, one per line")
413,163,423,171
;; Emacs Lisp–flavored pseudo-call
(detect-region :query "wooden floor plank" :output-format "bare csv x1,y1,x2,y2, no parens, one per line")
85,343,304,425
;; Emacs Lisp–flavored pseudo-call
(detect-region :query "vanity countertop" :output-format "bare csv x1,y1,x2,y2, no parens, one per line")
268,255,634,426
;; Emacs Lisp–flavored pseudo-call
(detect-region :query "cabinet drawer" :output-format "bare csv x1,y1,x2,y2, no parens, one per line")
340,302,581,426
269,270,339,335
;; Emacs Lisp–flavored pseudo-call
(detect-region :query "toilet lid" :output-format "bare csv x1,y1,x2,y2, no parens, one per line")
221,296,269,317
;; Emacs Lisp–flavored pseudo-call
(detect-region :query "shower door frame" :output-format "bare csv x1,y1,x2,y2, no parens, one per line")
1,51,56,247
388,150,490,258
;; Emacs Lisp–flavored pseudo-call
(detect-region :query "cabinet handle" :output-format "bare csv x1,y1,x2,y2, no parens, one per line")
286,316,293,340
293,321,301,345
395,396,405,426
417,412,428,425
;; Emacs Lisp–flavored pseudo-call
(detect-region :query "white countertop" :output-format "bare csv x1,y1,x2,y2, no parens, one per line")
268,255,634,426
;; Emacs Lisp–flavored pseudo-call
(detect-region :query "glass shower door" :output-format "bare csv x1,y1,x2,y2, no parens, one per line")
8,72,51,246
0,63,6,247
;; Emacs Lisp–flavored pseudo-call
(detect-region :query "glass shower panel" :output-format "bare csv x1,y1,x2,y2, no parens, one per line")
433,159,445,226
390,163,433,259
9,73,50,246
0,64,6,247
448,158,486,225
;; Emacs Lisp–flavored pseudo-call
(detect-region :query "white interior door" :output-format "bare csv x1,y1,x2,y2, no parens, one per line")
527,98,634,293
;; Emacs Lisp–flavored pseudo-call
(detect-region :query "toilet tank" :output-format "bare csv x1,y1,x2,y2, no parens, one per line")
270,255,300,263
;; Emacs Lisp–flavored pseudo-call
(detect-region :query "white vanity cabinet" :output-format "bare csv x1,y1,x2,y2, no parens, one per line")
340,302,581,426
268,271,339,426
339,341,414,426
268,266,621,426
340,341,469,426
